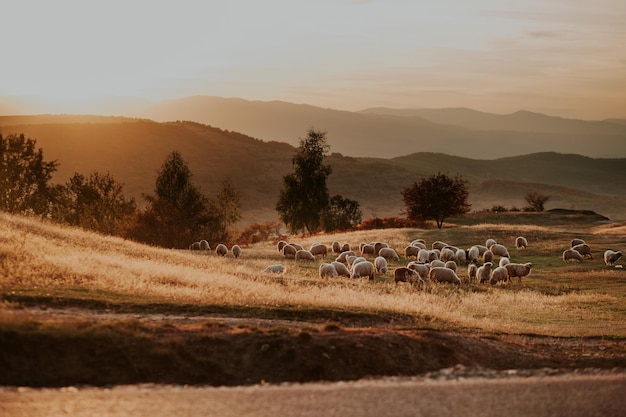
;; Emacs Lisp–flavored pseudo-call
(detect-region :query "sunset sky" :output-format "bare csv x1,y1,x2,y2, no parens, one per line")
2,0,625,119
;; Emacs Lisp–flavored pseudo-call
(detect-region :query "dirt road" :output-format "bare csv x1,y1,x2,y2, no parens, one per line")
2,372,625,417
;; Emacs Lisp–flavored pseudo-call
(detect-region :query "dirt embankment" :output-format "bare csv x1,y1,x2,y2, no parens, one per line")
1,307,625,388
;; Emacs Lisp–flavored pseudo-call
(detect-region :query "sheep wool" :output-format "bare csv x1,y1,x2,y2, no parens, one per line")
428,267,461,285
563,249,584,263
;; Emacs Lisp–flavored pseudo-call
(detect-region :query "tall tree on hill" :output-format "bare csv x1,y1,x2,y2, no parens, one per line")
0,133,58,216
524,191,550,212
402,172,471,229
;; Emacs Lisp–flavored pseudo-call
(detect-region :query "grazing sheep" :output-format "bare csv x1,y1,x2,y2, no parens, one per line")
215,243,228,256
428,250,440,262
410,240,427,250
454,249,467,266
263,264,286,274
231,244,242,259
350,261,376,280
361,244,376,257
467,246,480,264
199,240,210,251
440,248,456,262
571,238,586,248
291,243,304,251
499,257,511,267
335,250,356,264
482,249,494,264
407,262,430,280
404,245,421,259
572,243,592,259
282,244,298,257
515,236,528,249
417,248,430,263
604,250,623,266
310,244,328,258
189,241,201,251
277,240,288,253
563,248,584,263
490,266,509,285
331,261,351,277
374,242,389,255
319,263,338,278
429,259,446,269
475,245,489,256
374,256,388,274
349,256,368,269
444,260,457,272
378,247,400,262
477,262,493,284
504,262,533,283
468,263,478,282
332,241,342,254
428,267,461,285
432,241,448,251
295,249,316,261
341,243,351,252
394,267,424,287
490,243,510,258
486,238,497,249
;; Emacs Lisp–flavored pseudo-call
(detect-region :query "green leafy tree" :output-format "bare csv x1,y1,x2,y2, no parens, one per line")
53,171,136,234
0,133,58,215
524,191,550,212
321,195,362,232
402,172,471,229
276,128,332,234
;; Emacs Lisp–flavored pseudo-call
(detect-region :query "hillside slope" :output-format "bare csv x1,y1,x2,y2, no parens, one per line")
1,116,625,221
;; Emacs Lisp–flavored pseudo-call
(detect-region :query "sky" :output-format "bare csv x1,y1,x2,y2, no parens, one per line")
2,0,625,119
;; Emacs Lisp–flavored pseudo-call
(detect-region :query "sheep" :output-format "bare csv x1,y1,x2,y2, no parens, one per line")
504,262,533,283
335,250,356,264
572,243,592,259
428,250,440,262
490,266,509,285
291,243,304,251
374,256,388,274
348,256,367,269
215,243,228,256
486,238,497,249
440,248,456,262
277,240,288,253
454,249,467,265
515,236,528,249
282,244,298,257
444,260,457,272
231,244,242,259
604,250,623,266
562,248,583,263
332,241,342,254
432,241,448,251
410,240,427,250
404,245,421,259
429,259,446,269
474,245,489,256
477,262,493,284
263,264,286,274
428,267,461,285
319,263,338,278
468,263,478,282
341,243,351,252
467,246,480,264
374,242,389,255
394,267,424,287
482,249,494,264
199,240,210,251
331,261,351,277
189,241,201,251
490,243,510,258
361,244,376,257
350,261,375,280
417,248,430,263
571,238,586,248
499,257,510,267
310,244,328,258
295,249,315,261
378,247,400,262
407,261,430,280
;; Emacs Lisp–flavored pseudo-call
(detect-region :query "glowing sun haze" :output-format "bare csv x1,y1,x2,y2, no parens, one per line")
2,0,625,119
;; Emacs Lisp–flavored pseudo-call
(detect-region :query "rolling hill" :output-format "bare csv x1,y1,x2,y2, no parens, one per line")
1,115,625,222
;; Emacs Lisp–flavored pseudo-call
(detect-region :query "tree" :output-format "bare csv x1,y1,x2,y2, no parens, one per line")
321,195,362,232
0,133,58,215
212,177,242,243
130,151,215,248
524,191,550,212
53,171,136,234
401,172,471,229
276,128,332,234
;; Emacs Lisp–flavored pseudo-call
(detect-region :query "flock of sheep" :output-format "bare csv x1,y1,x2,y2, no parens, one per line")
562,238,623,266
189,240,242,258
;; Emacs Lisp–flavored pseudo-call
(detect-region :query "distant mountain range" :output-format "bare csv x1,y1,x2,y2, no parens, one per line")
1,115,624,222
2,95,625,159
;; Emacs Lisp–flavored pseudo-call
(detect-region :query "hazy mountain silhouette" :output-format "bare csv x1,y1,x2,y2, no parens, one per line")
1,115,624,221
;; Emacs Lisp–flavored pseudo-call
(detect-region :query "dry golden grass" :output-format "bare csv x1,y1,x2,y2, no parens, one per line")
2,213,626,338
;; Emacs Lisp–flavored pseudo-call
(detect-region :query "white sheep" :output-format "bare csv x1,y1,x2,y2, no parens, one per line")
215,243,228,256
373,242,389,255
428,267,461,285
571,243,592,259
332,241,342,254
361,244,376,257
231,244,242,259
332,261,352,277
282,244,298,257
295,249,316,261
440,248,456,262
404,245,421,259
563,249,584,263
349,256,368,269
486,238,497,249
319,263,338,278
335,250,356,264
277,240,288,253
341,243,351,252
432,241,448,250
504,262,532,283
417,248,430,263
199,240,210,251
490,266,509,285
407,262,430,280
394,267,424,287
477,262,493,284
499,257,510,267
310,244,328,258
468,263,478,283
475,244,489,256
429,259,446,269
482,249,494,264
428,250,440,262
490,243,510,258
604,250,623,266
410,240,427,250
444,260,457,272
189,241,201,251
350,261,375,280
291,243,304,251
454,249,467,265
467,246,480,264
263,264,286,274
571,238,586,248
378,247,400,262
515,236,528,249
374,256,388,274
